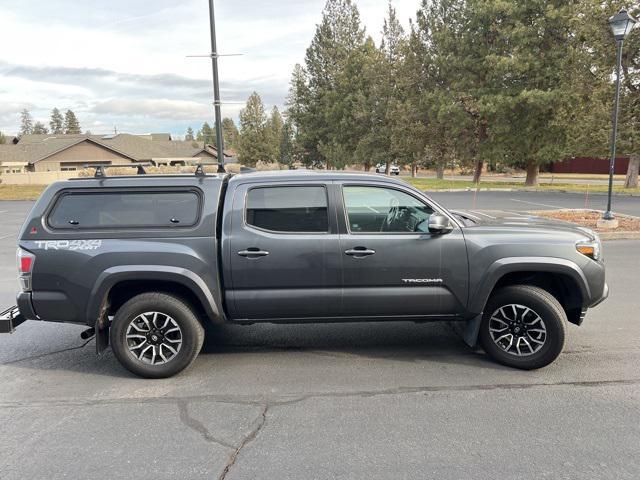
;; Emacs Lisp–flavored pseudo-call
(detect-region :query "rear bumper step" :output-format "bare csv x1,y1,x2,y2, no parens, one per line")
0,306,26,334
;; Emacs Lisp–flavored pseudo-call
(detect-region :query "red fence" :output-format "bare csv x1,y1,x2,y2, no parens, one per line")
550,157,630,175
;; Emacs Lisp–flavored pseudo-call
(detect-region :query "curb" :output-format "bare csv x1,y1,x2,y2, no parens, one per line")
598,231,640,241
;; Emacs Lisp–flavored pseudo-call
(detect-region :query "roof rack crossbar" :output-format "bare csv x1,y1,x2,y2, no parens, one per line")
83,163,152,178
193,161,226,176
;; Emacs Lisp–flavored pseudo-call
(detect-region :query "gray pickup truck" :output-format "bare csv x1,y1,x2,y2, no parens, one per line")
1,169,608,377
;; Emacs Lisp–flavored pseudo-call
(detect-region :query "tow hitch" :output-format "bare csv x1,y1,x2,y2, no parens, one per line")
0,306,26,334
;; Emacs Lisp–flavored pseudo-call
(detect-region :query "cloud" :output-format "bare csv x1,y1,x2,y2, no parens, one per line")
0,0,420,136
1,62,210,96
91,99,212,120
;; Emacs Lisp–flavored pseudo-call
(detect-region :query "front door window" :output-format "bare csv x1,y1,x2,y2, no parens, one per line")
343,186,434,234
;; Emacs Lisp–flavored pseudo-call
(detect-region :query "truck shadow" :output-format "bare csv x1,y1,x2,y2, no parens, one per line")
198,321,500,369
1,321,506,379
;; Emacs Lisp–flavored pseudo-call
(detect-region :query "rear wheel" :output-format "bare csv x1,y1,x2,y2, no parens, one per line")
479,285,566,370
110,292,204,378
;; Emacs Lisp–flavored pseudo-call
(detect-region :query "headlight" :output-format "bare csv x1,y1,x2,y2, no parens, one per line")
576,238,601,261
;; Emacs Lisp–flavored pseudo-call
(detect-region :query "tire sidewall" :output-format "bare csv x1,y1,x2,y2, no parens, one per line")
479,286,566,370
110,293,203,378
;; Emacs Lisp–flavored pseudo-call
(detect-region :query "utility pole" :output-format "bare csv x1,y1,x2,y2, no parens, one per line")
208,0,226,173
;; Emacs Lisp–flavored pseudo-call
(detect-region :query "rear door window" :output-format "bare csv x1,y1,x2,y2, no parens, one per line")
48,190,200,229
246,186,328,233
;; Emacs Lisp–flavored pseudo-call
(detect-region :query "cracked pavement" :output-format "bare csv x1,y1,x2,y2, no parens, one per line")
1,200,640,479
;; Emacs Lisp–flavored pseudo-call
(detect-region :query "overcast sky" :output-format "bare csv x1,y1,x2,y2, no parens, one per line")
0,0,419,137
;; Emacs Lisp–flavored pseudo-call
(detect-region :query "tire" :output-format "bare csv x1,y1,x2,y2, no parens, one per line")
110,292,205,378
479,285,566,370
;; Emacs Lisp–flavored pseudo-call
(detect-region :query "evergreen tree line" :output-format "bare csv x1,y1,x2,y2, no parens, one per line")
184,118,240,150
234,0,640,188
18,108,82,136
184,104,293,166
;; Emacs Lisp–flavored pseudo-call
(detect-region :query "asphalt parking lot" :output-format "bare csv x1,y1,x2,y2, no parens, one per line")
1,194,639,479
427,190,640,217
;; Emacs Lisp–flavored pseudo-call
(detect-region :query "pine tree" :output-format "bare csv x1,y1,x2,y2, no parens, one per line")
567,2,640,188
266,107,284,163
0,131,6,144
414,0,494,183
349,37,389,172
279,119,295,167
63,110,81,134
49,108,64,134
286,64,313,166
32,121,48,134
388,26,430,178
238,92,270,166
487,1,577,185
221,118,239,149
19,109,33,136
201,122,213,145
185,127,195,141
289,0,366,168
359,2,406,174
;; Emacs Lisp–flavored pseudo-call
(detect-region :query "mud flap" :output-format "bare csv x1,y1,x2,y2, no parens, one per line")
452,314,483,348
95,300,110,354
96,324,109,354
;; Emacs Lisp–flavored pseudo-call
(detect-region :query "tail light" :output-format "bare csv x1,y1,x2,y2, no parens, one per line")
16,248,35,291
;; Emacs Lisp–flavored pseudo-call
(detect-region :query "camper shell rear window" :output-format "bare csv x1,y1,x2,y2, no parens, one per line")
47,189,201,230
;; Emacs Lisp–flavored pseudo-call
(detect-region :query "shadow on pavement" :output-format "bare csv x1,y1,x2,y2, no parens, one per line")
1,320,508,378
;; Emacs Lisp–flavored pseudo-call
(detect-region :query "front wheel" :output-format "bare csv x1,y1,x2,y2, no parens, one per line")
110,292,204,378
479,285,566,370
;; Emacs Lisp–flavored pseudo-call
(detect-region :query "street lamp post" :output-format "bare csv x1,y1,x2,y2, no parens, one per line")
603,8,637,221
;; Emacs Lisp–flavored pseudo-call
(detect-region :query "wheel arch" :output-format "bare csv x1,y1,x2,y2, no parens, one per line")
469,257,590,326
87,266,224,330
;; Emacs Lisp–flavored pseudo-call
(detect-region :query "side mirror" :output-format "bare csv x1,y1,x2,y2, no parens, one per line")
428,213,454,235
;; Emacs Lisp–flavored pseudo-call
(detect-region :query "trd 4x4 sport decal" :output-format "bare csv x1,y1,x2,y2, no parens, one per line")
35,240,102,251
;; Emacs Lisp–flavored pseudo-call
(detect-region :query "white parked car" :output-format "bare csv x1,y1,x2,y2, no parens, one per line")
375,164,400,175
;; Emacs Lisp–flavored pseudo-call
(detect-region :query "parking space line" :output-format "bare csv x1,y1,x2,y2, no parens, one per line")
0,234,15,240
509,198,567,209
0,211,8,214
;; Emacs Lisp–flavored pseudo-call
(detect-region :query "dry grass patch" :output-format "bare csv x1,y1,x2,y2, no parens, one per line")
0,184,47,201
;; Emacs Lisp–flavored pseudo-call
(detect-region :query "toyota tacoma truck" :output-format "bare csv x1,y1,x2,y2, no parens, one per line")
0,168,608,378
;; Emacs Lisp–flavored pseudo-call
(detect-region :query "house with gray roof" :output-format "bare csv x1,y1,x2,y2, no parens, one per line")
0,133,235,173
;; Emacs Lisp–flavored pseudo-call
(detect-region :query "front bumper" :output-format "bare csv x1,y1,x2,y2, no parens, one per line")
0,306,26,334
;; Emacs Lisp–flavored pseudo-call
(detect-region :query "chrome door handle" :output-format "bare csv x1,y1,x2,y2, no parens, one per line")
238,249,269,258
345,248,376,257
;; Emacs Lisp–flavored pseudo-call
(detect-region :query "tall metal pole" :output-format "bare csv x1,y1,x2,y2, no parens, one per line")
208,0,226,173
604,39,624,220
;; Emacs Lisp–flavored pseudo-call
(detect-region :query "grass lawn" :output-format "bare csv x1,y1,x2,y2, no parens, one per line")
404,177,640,194
0,185,47,201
